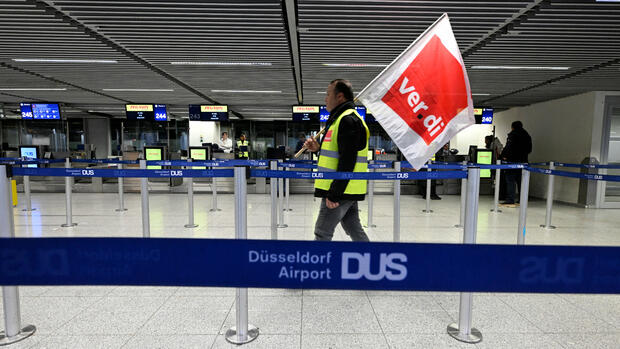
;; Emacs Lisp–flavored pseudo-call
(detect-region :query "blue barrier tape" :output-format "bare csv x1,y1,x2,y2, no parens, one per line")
529,162,549,166
1,159,66,165
554,162,620,169
146,160,227,167
251,169,466,180
0,237,619,294
527,166,620,182
368,163,392,169
11,167,234,178
70,159,139,165
278,162,316,169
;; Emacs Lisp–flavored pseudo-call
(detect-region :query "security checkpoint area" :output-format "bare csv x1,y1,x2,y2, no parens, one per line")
2,0,620,348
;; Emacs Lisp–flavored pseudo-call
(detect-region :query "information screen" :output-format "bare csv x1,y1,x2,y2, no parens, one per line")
31,103,61,120
19,146,38,168
292,106,319,122
189,147,208,170
153,104,168,121
319,105,366,122
477,149,493,178
189,105,229,121
145,146,163,170
474,108,494,124
20,103,33,119
126,104,153,120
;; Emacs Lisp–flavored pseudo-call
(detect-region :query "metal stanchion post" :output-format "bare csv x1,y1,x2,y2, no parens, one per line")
226,167,259,344
184,159,198,228
61,158,77,227
277,164,287,228
284,166,292,211
366,165,376,228
210,168,221,212
21,175,35,212
393,161,401,242
517,169,530,245
423,161,433,213
455,161,467,228
140,159,150,238
0,165,36,345
490,160,502,213
270,161,278,239
540,162,556,229
115,162,127,212
447,167,482,344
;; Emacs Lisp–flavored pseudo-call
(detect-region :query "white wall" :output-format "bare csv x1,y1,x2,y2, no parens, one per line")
189,121,220,147
493,92,597,204
451,124,494,154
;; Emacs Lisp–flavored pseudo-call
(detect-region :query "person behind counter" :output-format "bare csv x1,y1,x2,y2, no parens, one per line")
219,132,233,153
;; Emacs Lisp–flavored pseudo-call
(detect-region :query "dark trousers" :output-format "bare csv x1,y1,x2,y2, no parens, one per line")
418,168,437,196
314,198,369,242
504,169,522,203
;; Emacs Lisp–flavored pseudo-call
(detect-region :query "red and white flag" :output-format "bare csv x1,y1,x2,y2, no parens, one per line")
357,14,474,170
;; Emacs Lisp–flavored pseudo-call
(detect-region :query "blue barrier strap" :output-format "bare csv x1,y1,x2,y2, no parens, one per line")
554,162,620,169
70,159,139,165
527,166,620,182
146,160,227,167
368,163,391,169
0,237,618,294
529,162,549,166
11,167,234,178
278,162,317,169
1,159,66,165
251,169,466,180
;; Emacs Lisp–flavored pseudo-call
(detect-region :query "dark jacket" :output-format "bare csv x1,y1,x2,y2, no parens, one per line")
314,101,367,202
500,128,532,163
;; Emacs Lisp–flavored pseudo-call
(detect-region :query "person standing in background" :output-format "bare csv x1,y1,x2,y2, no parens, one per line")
500,121,532,205
219,132,233,153
236,133,250,159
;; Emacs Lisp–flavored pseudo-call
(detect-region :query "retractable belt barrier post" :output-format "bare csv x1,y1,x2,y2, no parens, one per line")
490,160,502,213
115,162,127,212
226,167,259,344
393,161,401,242
517,169,531,245
540,161,556,229
455,161,467,228
423,161,433,213
448,167,482,344
61,158,77,227
285,166,292,212
210,165,220,212
21,173,34,212
0,165,36,345
277,164,287,228
184,159,198,229
270,161,277,240
140,160,150,238
366,163,376,228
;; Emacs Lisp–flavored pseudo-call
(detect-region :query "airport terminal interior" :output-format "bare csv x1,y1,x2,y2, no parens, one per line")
1,0,620,348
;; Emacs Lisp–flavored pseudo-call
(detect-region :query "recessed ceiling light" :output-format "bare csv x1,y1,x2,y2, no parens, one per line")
13,58,118,64
322,63,388,67
472,93,491,96
471,65,570,70
0,88,67,91
211,90,282,93
170,61,272,66
102,89,174,92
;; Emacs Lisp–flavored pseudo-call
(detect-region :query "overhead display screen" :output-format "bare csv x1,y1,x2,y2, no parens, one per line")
474,108,494,124
292,106,319,122
20,103,61,120
319,105,367,122
126,104,167,121
189,105,229,121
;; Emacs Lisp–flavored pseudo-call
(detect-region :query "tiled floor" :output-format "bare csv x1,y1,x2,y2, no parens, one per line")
2,190,620,348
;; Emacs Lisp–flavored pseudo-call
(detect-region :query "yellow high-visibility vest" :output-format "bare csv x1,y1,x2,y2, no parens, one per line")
314,108,369,195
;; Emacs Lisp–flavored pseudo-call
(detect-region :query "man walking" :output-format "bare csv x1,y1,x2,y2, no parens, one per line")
304,79,370,241
500,121,532,205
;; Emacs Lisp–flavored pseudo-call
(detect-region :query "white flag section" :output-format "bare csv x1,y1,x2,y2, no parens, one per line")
357,14,474,170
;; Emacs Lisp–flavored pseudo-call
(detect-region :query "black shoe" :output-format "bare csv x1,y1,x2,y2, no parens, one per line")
500,200,515,205
431,195,441,200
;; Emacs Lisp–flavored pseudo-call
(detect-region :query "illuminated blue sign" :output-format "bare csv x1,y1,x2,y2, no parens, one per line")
481,108,494,124
31,103,61,120
319,105,366,122
153,104,167,121
20,103,33,119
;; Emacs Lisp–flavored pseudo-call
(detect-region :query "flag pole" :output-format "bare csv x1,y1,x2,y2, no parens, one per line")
356,13,449,99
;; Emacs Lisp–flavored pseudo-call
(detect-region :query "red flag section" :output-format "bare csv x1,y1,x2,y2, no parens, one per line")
381,35,468,145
